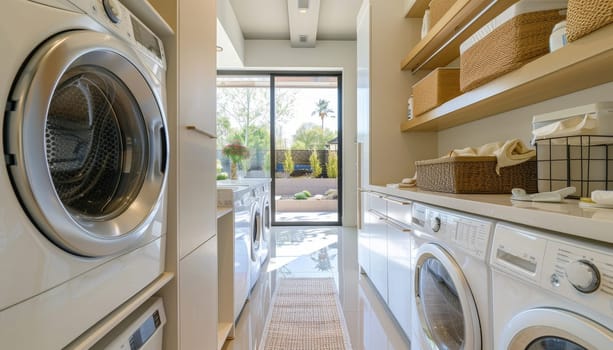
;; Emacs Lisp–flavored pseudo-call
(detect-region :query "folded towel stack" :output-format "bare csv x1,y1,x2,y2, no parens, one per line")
446,138,536,174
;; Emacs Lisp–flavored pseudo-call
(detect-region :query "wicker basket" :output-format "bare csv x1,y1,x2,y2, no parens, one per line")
412,68,461,116
460,9,566,92
415,156,537,194
429,0,456,27
566,0,613,41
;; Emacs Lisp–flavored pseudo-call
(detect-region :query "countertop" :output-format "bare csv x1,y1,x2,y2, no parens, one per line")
366,185,613,245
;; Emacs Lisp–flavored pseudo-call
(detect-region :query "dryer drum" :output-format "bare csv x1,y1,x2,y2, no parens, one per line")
45,68,148,219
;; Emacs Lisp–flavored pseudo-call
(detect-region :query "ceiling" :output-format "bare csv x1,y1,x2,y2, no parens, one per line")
228,0,362,46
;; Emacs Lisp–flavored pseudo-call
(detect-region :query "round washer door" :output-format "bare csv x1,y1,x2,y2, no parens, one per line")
503,308,613,350
5,30,168,257
414,243,481,350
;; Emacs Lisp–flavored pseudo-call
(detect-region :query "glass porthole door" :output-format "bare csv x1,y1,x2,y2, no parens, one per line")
5,30,168,257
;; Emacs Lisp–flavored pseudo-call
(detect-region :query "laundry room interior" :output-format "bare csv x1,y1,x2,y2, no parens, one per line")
0,0,612,349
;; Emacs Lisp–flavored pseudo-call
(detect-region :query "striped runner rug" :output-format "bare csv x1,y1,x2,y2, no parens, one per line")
259,278,353,350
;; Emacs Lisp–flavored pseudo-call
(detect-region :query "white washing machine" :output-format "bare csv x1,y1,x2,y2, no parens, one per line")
411,203,495,350
219,178,271,290
490,223,613,349
218,184,255,321
0,0,169,348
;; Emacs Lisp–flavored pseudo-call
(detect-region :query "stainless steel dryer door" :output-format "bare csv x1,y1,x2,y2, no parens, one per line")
414,243,481,350
5,30,168,257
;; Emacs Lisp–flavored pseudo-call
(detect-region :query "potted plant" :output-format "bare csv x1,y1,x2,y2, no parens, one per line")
222,141,250,180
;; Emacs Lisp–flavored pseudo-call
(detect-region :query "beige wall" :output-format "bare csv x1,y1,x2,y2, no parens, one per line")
243,40,358,226
438,82,613,154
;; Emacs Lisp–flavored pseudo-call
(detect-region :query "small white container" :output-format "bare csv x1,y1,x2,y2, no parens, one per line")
421,9,431,39
549,20,567,52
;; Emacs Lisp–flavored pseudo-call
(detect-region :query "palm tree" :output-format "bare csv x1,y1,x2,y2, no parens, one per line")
311,99,335,130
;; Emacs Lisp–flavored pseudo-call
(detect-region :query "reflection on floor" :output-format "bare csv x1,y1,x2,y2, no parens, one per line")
275,211,339,222
221,226,410,350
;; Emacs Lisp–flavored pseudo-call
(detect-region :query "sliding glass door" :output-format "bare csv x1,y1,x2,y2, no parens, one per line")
216,72,342,226
271,74,341,226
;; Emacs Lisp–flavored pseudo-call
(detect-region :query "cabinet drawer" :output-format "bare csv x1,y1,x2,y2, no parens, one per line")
386,196,412,225
366,192,387,215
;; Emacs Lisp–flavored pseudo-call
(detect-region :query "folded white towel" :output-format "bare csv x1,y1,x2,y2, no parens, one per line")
591,190,613,205
532,113,598,140
447,139,536,174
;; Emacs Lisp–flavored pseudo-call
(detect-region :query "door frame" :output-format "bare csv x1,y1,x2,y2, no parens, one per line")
216,70,343,226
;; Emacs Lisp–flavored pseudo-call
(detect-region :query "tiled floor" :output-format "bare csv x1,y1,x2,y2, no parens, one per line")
221,226,410,350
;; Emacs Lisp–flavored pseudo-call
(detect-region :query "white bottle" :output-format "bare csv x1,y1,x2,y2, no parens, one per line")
421,9,431,39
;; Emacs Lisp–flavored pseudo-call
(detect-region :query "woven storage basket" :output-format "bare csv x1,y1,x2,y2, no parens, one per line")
415,156,537,194
429,0,456,27
412,68,461,116
460,9,566,92
566,0,613,41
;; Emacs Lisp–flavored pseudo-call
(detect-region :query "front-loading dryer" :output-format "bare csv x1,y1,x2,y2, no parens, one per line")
490,223,612,349
0,0,169,348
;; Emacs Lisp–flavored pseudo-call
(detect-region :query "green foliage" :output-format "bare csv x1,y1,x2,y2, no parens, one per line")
309,150,322,178
292,123,336,150
294,192,308,200
326,151,338,178
216,172,229,180
311,99,335,129
283,149,295,175
301,190,312,197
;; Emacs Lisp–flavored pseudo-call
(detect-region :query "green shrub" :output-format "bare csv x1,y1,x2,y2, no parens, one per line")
216,172,229,180
294,192,308,200
309,150,322,178
327,152,338,178
302,190,312,197
283,149,294,175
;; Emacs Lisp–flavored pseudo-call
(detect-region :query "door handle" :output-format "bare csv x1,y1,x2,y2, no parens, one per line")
186,125,217,139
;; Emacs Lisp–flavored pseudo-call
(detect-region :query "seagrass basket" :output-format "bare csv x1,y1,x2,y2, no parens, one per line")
412,68,461,116
415,156,538,194
460,8,566,92
566,0,613,41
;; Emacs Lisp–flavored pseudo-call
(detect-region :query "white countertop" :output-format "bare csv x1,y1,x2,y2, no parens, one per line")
367,185,613,245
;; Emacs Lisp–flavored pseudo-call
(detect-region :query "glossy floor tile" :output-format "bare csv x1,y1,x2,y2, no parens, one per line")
221,226,410,350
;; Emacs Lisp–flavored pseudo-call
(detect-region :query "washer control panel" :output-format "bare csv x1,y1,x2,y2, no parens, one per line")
67,0,166,67
412,203,493,259
492,223,613,314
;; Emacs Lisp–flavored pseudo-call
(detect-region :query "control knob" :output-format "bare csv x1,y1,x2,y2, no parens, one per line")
430,216,441,233
103,0,122,23
565,260,600,293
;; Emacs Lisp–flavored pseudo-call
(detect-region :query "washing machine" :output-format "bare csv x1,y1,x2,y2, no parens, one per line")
258,180,272,267
490,223,613,349
217,184,256,321
411,203,495,350
0,0,169,348
219,178,271,290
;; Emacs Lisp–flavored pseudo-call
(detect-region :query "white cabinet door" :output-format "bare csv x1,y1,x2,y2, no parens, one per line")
177,0,217,258
387,222,412,338
179,236,218,350
366,194,388,302
358,192,371,275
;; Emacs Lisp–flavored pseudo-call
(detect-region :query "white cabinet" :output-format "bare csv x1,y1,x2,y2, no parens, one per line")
179,236,218,350
358,191,413,339
148,0,218,348
386,198,412,337
177,0,217,258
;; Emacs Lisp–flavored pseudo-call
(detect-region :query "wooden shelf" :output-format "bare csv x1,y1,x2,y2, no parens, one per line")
400,24,613,132
405,0,429,18
401,0,519,72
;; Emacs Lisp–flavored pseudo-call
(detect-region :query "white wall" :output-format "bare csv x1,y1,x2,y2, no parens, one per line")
438,82,613,154
243,40,358,226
